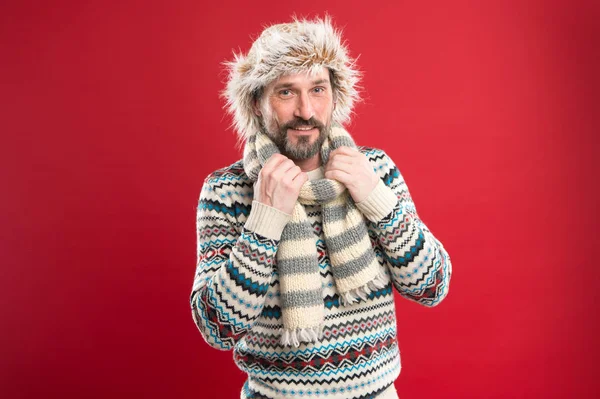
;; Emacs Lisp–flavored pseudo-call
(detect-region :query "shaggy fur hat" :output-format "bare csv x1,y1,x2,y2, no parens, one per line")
222,16,361,144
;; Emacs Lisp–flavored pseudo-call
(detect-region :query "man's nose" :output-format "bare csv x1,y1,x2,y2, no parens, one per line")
293,92,314,121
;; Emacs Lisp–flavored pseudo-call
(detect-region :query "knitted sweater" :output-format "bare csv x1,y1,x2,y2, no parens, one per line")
190,147,452,399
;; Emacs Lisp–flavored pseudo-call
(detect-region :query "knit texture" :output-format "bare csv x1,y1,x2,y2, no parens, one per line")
243,126,386,347
191,148,452,399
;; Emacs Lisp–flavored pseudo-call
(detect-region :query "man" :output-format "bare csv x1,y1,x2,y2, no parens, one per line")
190,17,452,399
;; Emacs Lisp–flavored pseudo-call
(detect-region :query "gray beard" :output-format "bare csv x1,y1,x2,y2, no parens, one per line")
260,118,331,160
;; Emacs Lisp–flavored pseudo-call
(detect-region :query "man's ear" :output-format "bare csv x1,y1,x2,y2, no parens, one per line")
252,98,262,116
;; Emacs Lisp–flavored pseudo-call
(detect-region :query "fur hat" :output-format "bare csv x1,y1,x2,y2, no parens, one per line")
222,16,361,144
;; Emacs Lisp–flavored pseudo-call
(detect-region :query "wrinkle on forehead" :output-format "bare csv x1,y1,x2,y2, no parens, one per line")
267,67,330,91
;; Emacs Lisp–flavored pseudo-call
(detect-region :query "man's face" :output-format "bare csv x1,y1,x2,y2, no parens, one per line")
257,67,335,160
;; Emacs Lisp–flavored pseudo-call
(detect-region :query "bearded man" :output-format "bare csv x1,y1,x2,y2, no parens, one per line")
190,16,452,399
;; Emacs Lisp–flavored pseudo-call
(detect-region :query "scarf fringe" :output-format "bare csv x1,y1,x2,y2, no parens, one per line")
339,270,388,307
279,272,388,347
280,326,323,348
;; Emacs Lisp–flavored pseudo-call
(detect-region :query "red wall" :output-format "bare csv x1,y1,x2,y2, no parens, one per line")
1,1,599,398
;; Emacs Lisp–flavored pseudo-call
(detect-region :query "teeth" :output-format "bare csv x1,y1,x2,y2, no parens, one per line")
293,127,314,131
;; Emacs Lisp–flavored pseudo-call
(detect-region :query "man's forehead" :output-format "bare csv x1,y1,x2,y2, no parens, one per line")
268,68,330,89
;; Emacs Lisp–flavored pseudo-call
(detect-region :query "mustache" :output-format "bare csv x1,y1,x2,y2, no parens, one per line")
281,117,325,131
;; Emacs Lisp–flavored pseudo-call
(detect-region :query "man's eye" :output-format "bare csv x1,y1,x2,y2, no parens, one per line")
313,87,325,93
279,90,292,96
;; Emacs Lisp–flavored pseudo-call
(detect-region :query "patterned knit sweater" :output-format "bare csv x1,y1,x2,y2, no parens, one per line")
190,147,452,399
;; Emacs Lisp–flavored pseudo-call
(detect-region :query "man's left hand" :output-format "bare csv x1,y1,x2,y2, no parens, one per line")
324,146,379,203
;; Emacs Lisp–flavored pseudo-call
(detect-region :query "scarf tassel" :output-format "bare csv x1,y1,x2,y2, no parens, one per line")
281,326,323,347
339,270,388,307
280,271,389,347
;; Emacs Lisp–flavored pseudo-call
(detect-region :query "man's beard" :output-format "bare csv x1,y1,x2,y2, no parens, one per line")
260,116,330,160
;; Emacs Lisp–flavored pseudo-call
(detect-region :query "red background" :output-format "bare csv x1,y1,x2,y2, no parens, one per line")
1,0,599,398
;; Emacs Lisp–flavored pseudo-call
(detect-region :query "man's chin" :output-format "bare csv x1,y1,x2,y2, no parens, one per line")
276,124,329,159
283,143,320,160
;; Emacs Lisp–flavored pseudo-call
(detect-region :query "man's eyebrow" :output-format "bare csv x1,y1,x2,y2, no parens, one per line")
272,78,331,91
312,78,330,86
272,82,294,91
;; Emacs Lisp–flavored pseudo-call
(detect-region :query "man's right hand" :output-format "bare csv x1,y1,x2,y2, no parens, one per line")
253,154,308,215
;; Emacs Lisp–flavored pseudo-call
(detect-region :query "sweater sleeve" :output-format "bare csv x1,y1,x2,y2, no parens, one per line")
355,149,452,307
190,176,291,350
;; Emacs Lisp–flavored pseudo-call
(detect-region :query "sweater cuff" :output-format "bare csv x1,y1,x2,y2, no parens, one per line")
244,201,291,240
355,179,399,223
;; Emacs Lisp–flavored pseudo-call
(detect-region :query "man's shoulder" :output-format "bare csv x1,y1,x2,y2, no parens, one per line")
358,145,403,183
198,160,252,222
204,159,251,185
199,159,253,212
358,146,390,164
201,159,254,202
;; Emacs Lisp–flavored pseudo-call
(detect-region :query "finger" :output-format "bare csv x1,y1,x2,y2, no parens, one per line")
286,165,303,180
279,159,299,174
326,163,352,176
271,159,297,180
292,170,308,186
267,159,296,184
287,170,308,192
324,169,353,184
330,152,355,160
328,154,359,169
262,154,288,174
265,153,288,165
326,158,354,173
330,146,358,156
326,154,354,168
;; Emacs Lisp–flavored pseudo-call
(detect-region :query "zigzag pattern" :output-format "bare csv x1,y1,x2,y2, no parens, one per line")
392,248,439,289
198,198,251,218
237,335,397,375
212,274,264,322
236,240,277,269
225,261,271,296
248,353,399,386
398,250,451,306
375,228,415,258
210,278,256,327
252,295,396,334
383,230,425,268
327,297,395,320
195,287,244,349
244,362,397,399
190,148,451,398
258,283,393,322
198,242,273,283
245,314,397,351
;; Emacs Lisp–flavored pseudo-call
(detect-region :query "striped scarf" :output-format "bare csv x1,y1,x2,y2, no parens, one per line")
243,126,386,347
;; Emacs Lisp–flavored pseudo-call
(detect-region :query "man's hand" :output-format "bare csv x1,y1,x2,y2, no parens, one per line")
324,146,379,203
254,154,308,215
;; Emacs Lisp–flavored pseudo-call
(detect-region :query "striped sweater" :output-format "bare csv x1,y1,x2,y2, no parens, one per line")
190,147,452,398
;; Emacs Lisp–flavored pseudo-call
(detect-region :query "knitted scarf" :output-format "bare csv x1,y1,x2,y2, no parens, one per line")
243,126,387,347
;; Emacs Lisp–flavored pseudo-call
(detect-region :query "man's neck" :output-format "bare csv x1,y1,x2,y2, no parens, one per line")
291,153,322,172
